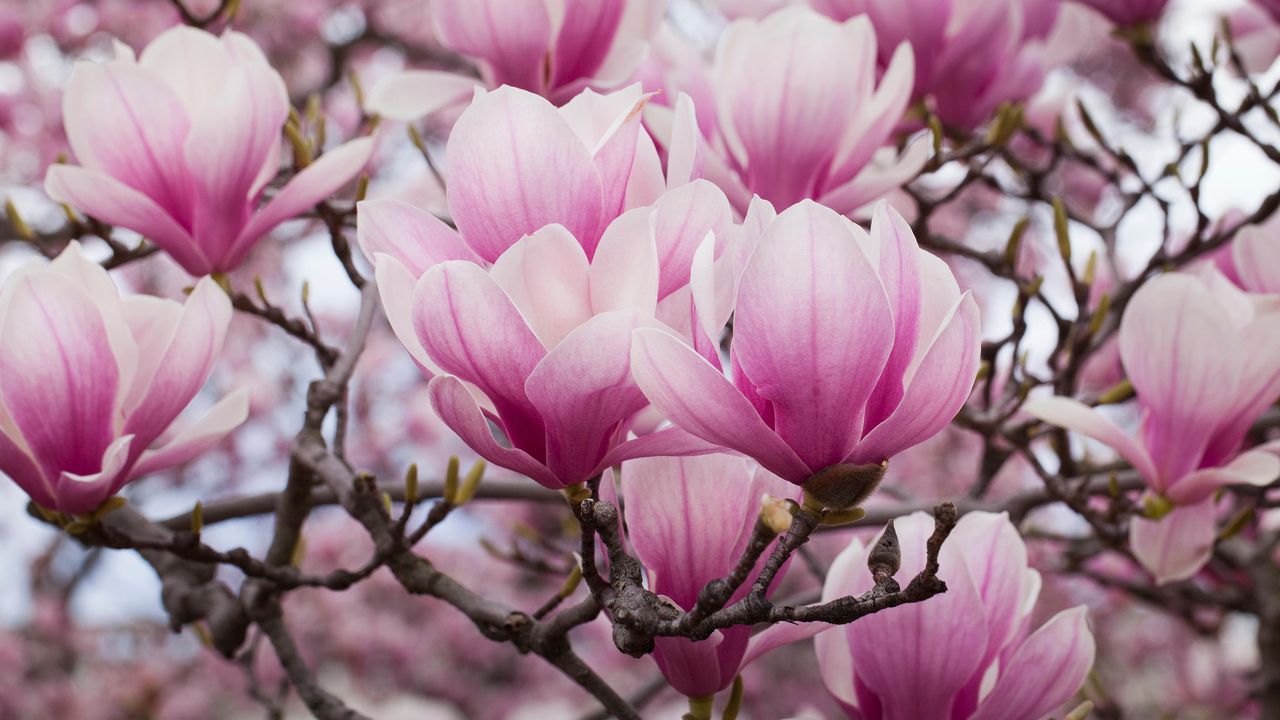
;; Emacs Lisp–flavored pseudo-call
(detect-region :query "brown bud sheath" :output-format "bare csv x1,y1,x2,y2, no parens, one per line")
802,461,888,511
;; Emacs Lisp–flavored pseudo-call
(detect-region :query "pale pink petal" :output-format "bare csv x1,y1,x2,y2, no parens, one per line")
491,225,593,349
364,70,481,122
229,137,375,269
589,208,659,315
1023,396,1160,488
62,60,192,222
564,88,646,235
0,271,121,483
432,0,552,91
1130,498,1217,585
132,389,249,477
829,42,915,188
54,435,134,515
850,292,980,463
1166,450,1280,505
1205,312,1280,465
137,26,236,119
818,138,930,216
648,180,733,301
356,199,480,276
949,512,1030,670
591,426,724,473
816,537,870,710
48,242,139,397
122,277,231,449
742,621,824,670
412,261,547,454
664,93,703,188
970,607,1095,720
734,200,893,471
1120,274,1244,483
623,130,667,209
525,311,651,485
427,375,561,488
446,88,605,262
861,201,924,430
44,166,206,275
630,327,811,482
374,254,438,376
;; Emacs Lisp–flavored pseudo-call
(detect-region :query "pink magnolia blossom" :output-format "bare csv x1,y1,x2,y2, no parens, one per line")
616,454,804,698
702,7,923,213
43,26,374,277
364,0,663,120
817,511,1095,719
1226,222,1280,294
809,0,1060,130
361,187,729,489
1072,0,1169,26
429,84,702,265
0,243,248,514
630,199,981,485
1026,272,1280,583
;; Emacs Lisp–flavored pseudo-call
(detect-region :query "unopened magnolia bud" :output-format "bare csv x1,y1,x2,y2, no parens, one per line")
868,520,901,581
802,461,887,511
760,494,796,535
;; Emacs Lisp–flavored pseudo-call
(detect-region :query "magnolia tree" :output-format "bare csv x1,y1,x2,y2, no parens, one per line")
1,0,1280,718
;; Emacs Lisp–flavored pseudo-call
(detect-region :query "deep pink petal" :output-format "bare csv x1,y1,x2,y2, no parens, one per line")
1130,498,1217,584
734,200,893,471
432,0,552,91
551,0,625,88
630,327,811,482
969,607,1095,720
861,201,924,430
54,435,134,515
446,88,605,262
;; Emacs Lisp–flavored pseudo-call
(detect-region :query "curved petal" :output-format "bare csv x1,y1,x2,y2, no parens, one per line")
132,388,249,477
969,607,1095,720
849,292,980,463
374,254,438,375
861,201,924,430
949,512,1030,670
1166,450,1280,505
121,278,231,449
137,26,236,119
356,199,480,276
590,207,659,316
1130,498,1217,585
364,70,481,121
62,60,192,222
229,137,375,270
48,243,139,399
818,137,930,215
649,180,733,301
828,42,915,188
525,311,650,485
1120,274,1244,483
490,225,593,349
816,537,871,709
1234,228,1280,294
591,426,724,474
446,88,605,262
734,200,894,471
550,0,626,88
630,327,811,482
1023,396,1160,488
44,166,206,275
54,435,134,515
412,261,546,454
0,427,53,509
427,375,560,488
432,0,552,91
0,271,121,482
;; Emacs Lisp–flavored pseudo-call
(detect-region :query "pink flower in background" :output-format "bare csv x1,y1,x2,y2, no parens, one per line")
1027,272,1280,583
817,511,1095,719
631,200,981,485
0,243,248,514
1071,0,1169,26
43,26,374,277
0,7,25,60
616,454,804,697
363,194,725,490
1257,0,1280,23
434,84,702,264
810,0,1060,130
364,0,663,120
704,7,922,213
1226,223,1280,294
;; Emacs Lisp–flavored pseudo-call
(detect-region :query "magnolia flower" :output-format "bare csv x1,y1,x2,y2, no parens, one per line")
703,7,923,213
615,454,805,698
365,0,663,120
1072,0,1169,26
631,199,981,492
1227,223,1280,294
362,190,729,489
1026,272,1280,583
817,511,1095,719
810,0,1060,130
44,26,374,277
0,244,248,514
433,85,701,265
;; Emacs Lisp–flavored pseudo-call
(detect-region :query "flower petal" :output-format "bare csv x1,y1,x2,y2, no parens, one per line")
491,225,594,349
446,88,605,262
1023,396,1160,488
861,201,925,430
54,435,134,515
137,26,236,120
132,388,248,477
1166,450,1280,505
969,607,1095,720
589,207,660,316
44,166,206,274
427,375,560,488
816,537,870,710
1130,498,1217,584
649,180,733,301
849,292,979,463
374,253,438,375
734,200,893,471
1234,227,1280,294
550,0,626,88
432,0,552,91
630,327,811,482
364,70,480,122
356,199,480,276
